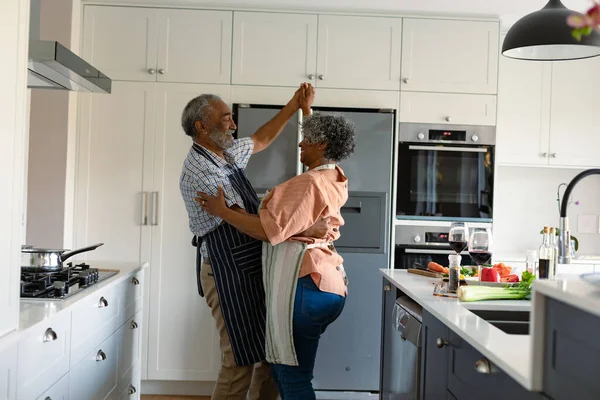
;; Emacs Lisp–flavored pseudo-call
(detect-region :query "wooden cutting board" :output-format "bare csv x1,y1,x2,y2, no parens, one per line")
407,268,442,278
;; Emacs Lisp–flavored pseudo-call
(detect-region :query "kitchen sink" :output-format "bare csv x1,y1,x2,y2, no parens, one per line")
468,309,530,335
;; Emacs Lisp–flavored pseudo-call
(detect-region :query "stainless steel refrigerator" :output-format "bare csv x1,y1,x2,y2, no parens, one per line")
234,104,395,393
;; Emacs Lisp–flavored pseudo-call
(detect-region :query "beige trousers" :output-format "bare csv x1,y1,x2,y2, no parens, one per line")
201,262,279,400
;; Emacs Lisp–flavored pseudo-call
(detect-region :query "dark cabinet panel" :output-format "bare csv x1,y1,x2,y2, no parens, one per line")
421,310,450,400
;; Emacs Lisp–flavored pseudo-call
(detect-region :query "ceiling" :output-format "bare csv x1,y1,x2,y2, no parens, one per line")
116,0,592,29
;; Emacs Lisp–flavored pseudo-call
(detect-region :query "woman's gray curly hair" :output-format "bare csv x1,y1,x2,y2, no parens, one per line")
301,113,356,162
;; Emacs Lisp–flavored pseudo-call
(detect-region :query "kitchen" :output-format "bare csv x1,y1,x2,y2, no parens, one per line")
2,0,600,399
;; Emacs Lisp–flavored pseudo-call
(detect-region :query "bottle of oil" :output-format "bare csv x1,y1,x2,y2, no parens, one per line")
549,227,559,278
538,226,554,279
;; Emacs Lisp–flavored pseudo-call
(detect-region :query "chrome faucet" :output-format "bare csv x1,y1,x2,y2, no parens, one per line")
559,169,600,264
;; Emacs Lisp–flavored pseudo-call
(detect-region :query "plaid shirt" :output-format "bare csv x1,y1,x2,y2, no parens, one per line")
180,137,255,257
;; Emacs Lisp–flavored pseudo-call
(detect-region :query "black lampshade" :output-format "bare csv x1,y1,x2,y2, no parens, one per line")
502,0,600,61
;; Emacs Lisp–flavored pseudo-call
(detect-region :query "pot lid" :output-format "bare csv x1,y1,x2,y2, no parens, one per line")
21,245,68,253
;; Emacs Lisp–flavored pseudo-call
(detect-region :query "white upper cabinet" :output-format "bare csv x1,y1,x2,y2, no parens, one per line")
496,49,552,166
83,6,232,84
399,92,497,126
316,15,402,90
400,19,499,94
83,6,159,82
232,11,318,87
156,9,232,84
549,56,600,168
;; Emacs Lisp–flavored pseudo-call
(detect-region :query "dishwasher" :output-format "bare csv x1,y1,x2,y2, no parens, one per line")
380,294,423,400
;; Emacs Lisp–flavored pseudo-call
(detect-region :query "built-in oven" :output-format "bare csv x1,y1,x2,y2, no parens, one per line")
396,123,495,223
394,223,492,269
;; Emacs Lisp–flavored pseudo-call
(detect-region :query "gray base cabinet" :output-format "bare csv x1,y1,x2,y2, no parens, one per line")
421,310,541,400
543,298,600,400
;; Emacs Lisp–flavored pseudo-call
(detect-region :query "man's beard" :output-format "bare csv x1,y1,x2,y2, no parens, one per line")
209,127,235,150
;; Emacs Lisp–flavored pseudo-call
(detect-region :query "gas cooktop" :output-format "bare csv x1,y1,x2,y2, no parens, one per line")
20,262,117,301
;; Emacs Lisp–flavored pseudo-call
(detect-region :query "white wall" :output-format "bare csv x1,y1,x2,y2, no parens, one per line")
26,0,79,248
494,166,600,257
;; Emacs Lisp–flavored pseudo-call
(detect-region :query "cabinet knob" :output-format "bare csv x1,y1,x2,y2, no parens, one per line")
96,350,107,362
413,235,421,244
383,284,391,291
471,135,479,142
403,78,409,84
158,68,165,75
436,338,448,348
551,153,557,158
318,74,325,80
131,277,140,286
43,328,58,343
474,358,496,374
445,116,452,122
308,74,315,79
128,385,137,395
131,320,139,330
417,132,425,140
45,397,52,400
98,296,109,308
148,68,155,74
541,152,548,158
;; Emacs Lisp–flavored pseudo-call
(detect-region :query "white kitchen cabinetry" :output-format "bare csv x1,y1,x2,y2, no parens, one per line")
400,18,499,94
37,374,69,400
83,6,232,84
74,81,154,263
496,47,552,166
399,91,497,126
316,15,402,90
549,56,600,168
232,11,318,87
147,83,224,380
17,311,72,400
0,340,17,400
117,312,143,395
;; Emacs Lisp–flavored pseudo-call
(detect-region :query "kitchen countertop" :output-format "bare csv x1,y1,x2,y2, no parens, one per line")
533,275,600,320
380,269,534,390
495,252,600,265
19,261,148,331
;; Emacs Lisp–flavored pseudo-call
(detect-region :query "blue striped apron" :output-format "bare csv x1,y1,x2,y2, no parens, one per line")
191,144,266,366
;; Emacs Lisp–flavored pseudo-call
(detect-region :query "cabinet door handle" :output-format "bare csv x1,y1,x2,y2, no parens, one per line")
96,350,107,362
551,153,557,158
158,68,165,75
403,78,409,83
141,192,149,226
43,328,58,343
541,152,548,158
436,338,448,348
445,116,452,122
318,74,325,80
45,397,53,400
308,74,315,79
474,358,496,374
128,385,137,395
131,320,139,330
148,68,155,74
131,277,140,286
151,191,159,225
383,284,391,291
98,297,109,308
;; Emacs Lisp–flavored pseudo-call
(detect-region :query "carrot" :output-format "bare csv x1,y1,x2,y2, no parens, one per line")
428,262,445,273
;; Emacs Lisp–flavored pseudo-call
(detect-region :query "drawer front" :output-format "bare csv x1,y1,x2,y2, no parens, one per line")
117,271,144,327
70,332,119,400
117,365,140,400
447,331,538,400
18,311,71,400
36,373,69,400
400,92,497,126
0,340,17,400
117,311,142,394
544,298,600,400
422,310,450,399
71,285,119,364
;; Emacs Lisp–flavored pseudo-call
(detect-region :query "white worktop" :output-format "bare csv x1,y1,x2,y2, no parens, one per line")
532,274,600,319
380,269,534,390
19,261,148,331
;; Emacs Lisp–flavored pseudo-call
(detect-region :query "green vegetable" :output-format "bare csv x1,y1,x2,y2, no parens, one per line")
457,271,536,302
460,266,476,277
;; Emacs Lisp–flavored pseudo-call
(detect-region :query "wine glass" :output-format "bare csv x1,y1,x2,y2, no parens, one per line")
468,228,493,281
449,222,469,254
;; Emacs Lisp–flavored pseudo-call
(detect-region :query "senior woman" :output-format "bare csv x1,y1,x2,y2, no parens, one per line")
196,113,356,399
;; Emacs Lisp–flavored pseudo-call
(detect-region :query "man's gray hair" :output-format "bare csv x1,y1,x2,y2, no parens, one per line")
181,94,221,137
302,113,356,162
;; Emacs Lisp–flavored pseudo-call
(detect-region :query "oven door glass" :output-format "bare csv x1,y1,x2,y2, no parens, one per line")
396,143,494,221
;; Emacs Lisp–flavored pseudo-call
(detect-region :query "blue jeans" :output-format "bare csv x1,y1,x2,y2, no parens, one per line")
270,275,346,399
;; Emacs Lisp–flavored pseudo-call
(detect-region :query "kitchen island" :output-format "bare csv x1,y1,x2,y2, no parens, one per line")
380,268,600,399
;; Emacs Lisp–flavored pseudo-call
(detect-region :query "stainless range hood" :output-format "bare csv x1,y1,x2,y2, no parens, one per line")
28,41,112,93
27,0,111,93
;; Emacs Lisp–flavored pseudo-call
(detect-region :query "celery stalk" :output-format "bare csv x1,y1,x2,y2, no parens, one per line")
456,286,530,302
